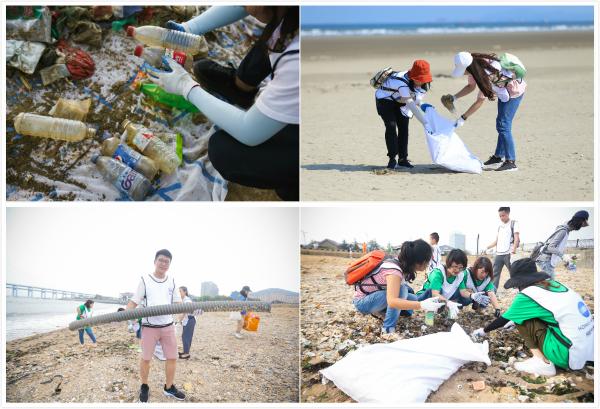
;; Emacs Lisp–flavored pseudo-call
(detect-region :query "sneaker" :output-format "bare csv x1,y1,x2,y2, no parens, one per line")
483,155,503,166
193,59,256,109
234,332,243,339
397,159,414,169
495,160,518,172
139,384,149,403
163,384,185,401
514,357,556,376
386,158,397,169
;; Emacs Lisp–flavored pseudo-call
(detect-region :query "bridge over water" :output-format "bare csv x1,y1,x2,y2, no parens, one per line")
6,283,124,304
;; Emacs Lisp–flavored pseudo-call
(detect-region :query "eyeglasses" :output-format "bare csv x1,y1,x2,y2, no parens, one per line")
156,258,171,265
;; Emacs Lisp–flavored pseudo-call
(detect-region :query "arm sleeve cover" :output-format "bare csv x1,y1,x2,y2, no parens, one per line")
185,6,249,35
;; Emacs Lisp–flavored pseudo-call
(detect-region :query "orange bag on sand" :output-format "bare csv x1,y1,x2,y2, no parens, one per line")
344,250,386,285
243,313,260,332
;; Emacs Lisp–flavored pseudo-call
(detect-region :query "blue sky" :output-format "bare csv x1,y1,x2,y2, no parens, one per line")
301,6,594,26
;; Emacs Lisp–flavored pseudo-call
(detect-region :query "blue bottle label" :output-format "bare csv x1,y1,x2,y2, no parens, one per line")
117,167,142,194
113,144,141,169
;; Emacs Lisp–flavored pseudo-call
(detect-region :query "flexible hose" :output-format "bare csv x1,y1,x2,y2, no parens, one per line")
68,301,271,331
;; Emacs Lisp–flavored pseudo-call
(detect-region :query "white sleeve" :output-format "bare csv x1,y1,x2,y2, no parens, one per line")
255,50,299,124
130,278,145,305
513,220,520,233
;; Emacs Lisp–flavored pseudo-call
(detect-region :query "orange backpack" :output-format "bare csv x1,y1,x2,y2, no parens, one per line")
345,250,386,285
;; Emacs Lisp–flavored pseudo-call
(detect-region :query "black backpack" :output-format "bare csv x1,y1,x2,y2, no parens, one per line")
530,226,569,261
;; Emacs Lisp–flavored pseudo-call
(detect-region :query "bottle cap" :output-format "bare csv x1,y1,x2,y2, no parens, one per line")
126,26,135,37
91,154,100,164
87,127,97,139
134,45,143,57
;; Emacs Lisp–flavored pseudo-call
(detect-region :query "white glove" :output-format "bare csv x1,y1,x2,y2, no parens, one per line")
470,328,486,339
503,320,516,331
446,300,460,319
455,116,465,128
146,57,198,99
470,292,490,307
420,297,444,312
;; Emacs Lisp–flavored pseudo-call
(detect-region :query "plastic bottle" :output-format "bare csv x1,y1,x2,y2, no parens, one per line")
134,45,192,70
101,135,159,180
92,155,152,201
425,311,435,326
13,113,96,142
137,83,199,113
126,26,208,56
121,120,180,174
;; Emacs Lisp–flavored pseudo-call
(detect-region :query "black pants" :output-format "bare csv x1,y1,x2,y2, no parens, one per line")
208,124,299,201
376,98,409,160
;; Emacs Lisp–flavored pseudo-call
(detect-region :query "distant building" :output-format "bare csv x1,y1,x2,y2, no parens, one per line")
439,245,454,256
449,232,466,251
201,281,219,297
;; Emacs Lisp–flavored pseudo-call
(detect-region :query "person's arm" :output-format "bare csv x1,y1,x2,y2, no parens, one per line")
483,315,510,333
512,232,520,254
488,291,501,310
544,229,569,255
461,98,485,120
404,99,428,125
385,275,422,311
459,288,471,298
127,279,144,309
453,83,477,100
486,236,498,252
172,6,249,35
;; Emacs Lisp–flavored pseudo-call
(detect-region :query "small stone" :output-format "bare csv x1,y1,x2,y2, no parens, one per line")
518,395,529,403
472,380,486,391
508,357,517,366
183,383,193,392
308,357,324,366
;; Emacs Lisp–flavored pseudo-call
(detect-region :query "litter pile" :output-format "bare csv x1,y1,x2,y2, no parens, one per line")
6,6,262,201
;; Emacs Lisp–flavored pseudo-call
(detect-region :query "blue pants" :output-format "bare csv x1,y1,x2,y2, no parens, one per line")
353,284,417,332
494,94,524,161
416,288,472,307
78,327,96,344
182,316,196,354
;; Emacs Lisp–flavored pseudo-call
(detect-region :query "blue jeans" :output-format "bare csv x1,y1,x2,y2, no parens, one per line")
537,260,555,280
182,316,196,354
78,327,96,344
494,94,523,161
353,284,417,332
416,288,472,307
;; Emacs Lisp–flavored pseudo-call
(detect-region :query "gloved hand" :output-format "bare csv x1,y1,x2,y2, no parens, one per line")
494,308,502,318
503,320,516,331
441,94,456,113
455,116,465,128
166,20,190,33
471,328,486,339
420,297,445,312
446,300,460,319
424,123,434,135
470,292,490,307
146,57,199,99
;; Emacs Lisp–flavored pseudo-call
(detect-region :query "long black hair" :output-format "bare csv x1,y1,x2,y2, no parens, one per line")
397,239,433,283
465,52,500,101
257,6,299,53
84,299,94,309
179,286,189,297
568,217,586,231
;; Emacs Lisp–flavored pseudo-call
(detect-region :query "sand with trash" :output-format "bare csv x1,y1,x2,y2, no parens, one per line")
300,253,594,403
6,304,299,403
300,31,594,201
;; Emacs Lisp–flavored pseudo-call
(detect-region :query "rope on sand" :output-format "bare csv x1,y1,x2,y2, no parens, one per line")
68,301,271,331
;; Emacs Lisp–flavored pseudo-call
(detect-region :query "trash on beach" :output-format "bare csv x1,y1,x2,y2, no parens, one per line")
6,40,47,74
92,155,153,201
14,113,96,142
39,63,71,85
49,98,92,121
6,6,53,43
472,380,486,391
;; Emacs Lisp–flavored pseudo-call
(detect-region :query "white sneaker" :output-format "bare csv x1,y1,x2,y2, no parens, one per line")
514,356,556,376
233,332,243,339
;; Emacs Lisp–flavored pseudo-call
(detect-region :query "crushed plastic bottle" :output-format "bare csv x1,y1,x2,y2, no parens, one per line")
134,45,192,70
121,120,180,174
127,25,208,56
92,155,152,201
101,135,159,180
13,113,96,142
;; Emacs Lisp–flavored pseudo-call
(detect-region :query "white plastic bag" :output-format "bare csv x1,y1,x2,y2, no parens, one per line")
422,104,483,174
6,40,46,75
320,323,491,403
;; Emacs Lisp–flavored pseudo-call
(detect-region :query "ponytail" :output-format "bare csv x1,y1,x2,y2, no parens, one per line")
397,239,433,282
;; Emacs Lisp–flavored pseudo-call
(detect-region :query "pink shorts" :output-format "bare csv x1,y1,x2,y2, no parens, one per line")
141,325,178,361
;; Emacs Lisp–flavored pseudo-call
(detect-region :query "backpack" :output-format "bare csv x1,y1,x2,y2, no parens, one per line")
530,226,569,261
499,53,526,80
370,68,414,94
345,250,400,295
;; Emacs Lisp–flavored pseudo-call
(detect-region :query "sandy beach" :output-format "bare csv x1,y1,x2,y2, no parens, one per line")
6,304,299,403
300,31,594,201
301,253,594,403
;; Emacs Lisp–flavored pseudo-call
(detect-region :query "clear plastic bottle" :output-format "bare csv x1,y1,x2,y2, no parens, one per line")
121,120,180,174
101,135,159,180
425,311,435,326
127,26,208,56
92,155,152,201
134,45,192,70
14,113,96,142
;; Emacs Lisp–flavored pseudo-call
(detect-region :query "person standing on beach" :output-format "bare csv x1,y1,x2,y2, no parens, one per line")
484,207,520,292
177,286,199,359
75,299,97,347
535,210,590,280
374,60,433,169
148,6,299,201
443,52,526,172
427,232,442,275
127,249,185,402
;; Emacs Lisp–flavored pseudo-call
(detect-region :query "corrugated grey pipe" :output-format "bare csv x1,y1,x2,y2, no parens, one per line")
69,301,271,331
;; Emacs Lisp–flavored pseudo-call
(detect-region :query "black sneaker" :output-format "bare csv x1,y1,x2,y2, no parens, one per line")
163,384,185,401
193,59,256,109
483,155,503,166
495,160,518,172
139,384,149,403
397,159,414,169
386,158,397,169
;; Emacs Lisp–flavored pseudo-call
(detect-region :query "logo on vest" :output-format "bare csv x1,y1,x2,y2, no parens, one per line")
578,301,590,318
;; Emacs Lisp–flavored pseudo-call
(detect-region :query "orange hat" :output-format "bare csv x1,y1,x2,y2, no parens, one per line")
408,60,432,83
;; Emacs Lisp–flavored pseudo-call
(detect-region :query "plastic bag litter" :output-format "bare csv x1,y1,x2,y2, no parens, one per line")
6,6,52,43
6,40,47,75
320,323,491,404
49,98,92,121
421,104,483,174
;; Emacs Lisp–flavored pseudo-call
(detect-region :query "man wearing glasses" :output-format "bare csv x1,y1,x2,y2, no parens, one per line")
127,249,184,402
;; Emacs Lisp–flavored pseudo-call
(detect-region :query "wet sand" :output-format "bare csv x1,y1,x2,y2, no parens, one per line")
301,31,594,201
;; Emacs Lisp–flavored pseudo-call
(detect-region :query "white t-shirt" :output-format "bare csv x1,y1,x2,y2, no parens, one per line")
254,33,299,125
496,219,520,255
131,273,182,326
427,244,443,274
375,71,426,118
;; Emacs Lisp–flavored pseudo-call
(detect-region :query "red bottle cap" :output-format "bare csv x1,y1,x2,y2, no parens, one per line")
126,26,135,37
134,45,143,57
